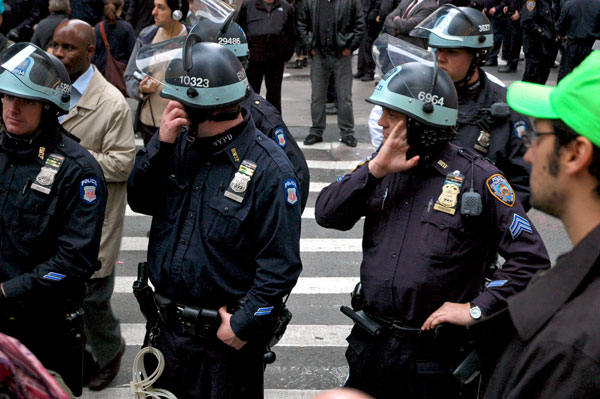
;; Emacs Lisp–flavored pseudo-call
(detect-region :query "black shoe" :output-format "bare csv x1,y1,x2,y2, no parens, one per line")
360,75,374,82
302,58,308,67
290,59,303,69
304,133,323,145
326,103,338,115
340,134,357,147
485,58,498,66
353,71,365,79
498,65,517,73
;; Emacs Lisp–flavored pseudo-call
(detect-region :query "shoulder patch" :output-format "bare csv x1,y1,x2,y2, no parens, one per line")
513,119,528,140
526,0,535,12
284,178,299,206
80,177,99,204
509,213,533,239
486,174,515,207
274,126,287,148
351,157,371,173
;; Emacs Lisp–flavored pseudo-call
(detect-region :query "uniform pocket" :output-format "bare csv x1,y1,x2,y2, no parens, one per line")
204,195,252,249
419,211,466,261
17,188,57,244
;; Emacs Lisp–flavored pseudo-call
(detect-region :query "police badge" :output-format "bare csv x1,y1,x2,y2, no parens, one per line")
224,160,257,203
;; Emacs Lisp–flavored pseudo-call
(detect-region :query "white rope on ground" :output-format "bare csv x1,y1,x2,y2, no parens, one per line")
130,346,178,399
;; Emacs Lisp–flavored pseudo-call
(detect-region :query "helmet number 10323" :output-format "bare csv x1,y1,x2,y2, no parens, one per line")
180,75,210,88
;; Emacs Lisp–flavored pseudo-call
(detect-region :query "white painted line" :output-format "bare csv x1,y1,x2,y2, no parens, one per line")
120,238,362,252
306,160,357,170
121,323,351,347
310,182,329,192
82,387,326,399
114,276,360,295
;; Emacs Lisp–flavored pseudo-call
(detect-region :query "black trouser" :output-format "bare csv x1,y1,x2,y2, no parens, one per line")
558,39,594,82
356,22,382,77
504,17,522,69
488,14,508,62
344,325,476,399
247,60,285,113
145,320,265,398
522,33,553,84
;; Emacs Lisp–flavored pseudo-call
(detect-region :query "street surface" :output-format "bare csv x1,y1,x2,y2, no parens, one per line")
82,56,571,398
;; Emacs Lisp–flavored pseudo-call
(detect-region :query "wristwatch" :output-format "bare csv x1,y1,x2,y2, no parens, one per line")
469,304,482,321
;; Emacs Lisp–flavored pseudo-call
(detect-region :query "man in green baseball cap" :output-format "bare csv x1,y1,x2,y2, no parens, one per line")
476,50,600,398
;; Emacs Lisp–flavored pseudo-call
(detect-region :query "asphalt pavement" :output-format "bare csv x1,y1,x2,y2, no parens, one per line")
82,54,570,399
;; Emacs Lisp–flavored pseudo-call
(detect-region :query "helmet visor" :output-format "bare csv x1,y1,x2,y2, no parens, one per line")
189,0,234,25
410,6,483,43
136,36,185,83
0,43,71,106
373,33,434,74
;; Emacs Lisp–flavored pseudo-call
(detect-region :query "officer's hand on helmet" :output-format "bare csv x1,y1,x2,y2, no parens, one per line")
368,117,419,178
217,306,247,350
159,101,190,144
139,76,160,94
421,302,473,330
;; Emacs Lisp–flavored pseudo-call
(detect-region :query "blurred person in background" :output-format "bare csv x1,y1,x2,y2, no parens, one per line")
31,0,70,51
93,0,136,76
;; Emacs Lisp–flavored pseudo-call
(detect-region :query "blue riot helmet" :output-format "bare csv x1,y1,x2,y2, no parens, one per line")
367,61,458,162
188,19,249,68
160,41,250,125
0,42,71,114
410,5,493,85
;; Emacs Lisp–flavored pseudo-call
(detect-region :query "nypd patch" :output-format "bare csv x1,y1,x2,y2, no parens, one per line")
274,126,287,148
526,0,535,12
513,119,528,140
80,177,99,204
486,174,515,207
284,179,299,206
509,213,533,239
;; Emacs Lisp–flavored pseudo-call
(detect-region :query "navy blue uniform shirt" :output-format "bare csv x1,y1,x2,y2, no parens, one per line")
128,109,302,342
0,125,106,301
315,143,550,325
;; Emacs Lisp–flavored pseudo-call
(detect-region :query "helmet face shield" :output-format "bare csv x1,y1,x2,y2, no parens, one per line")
410,5,493,49
189,0,234,24
0,43,71,113
373,33,434,75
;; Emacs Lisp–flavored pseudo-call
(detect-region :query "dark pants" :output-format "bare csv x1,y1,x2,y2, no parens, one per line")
558,40,594,82
488,14,508,62
505,17,522,68
247,60,285,113
356,23,382,77
522,33,553,84
344,326,475,399
146,321,265,398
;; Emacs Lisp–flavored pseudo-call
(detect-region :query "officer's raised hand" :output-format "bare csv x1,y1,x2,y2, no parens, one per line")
368,108,420,178
217,306,247,350
421,302,473,330
159,100,190,143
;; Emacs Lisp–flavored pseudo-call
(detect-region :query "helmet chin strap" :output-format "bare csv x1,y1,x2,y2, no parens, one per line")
453,58,478,88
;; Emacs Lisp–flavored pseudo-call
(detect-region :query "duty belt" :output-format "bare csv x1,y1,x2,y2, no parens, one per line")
153,293,220,337
367,311,423,339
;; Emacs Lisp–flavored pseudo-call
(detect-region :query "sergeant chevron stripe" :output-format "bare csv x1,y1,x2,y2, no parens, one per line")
509,213,533,239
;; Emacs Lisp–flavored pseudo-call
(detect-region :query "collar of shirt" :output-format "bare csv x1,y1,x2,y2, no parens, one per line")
508,223,600,341
69,64,95,111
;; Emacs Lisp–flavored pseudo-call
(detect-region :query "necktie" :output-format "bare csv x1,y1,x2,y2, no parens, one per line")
402,0,419,19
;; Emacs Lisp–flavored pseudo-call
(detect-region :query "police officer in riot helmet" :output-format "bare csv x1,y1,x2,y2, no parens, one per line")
127,41,302,398
315,60,550,399
187,19,310,212
411,4,532,208
0,43,106,395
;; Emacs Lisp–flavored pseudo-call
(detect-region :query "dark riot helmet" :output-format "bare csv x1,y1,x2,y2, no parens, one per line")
367,61,458,128
0,42,71,114
188,19,249,68
160,41,250,113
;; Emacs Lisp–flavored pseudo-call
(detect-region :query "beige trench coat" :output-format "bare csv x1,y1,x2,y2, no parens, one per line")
62,67,135,279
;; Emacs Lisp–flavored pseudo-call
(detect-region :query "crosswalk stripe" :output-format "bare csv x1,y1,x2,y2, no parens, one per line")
126,206,319,219
121,323,351,347
120,238,362,252
82,387,326,399
114,276,360,294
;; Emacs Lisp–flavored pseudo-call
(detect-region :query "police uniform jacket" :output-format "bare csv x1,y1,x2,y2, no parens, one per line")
453,71,531,209
242,90,310,212
521,0,556,53
62,66,135,279
483,224,600,398
315,143,550,325
555,0,600,43
127,109,303,342
0,123,106,302
236,0,297,63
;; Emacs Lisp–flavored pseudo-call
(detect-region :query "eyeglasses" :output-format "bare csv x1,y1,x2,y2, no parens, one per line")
521,130,556,148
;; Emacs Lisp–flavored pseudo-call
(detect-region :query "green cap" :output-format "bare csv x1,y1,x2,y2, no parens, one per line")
507,50,600,147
